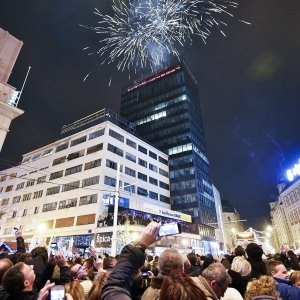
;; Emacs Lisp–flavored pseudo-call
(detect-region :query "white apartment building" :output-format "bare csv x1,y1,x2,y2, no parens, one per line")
0,109,203,255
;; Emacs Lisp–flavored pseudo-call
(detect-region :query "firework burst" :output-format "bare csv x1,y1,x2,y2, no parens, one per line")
81,0,243,74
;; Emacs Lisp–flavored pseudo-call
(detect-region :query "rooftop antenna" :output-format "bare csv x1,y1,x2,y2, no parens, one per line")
15,66,31,107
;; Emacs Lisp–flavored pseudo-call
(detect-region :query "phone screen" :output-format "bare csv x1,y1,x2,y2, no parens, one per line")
50,243,58,255
51,285,65,300
159,223,181,236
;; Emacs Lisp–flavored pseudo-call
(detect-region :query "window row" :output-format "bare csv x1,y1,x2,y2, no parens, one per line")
283,188,300,207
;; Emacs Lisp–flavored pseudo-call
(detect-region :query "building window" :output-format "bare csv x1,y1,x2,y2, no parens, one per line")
109,129,124,142
16,182,25,190
5,185,13,192
55,217,74,228
53,156,66,166
59,198,77,209
138,158,147,168
159,168,169,177
79,194,97,206
149,191,158,200
34,207,39,214
89,128,105,140
138,172,147,182
22,193,31,201
160,195,170,204
125,152,136,163
42,148,53,157
22,209,27,216
67,150,85,161
42,202,57,212
12,211,17,218
125,167,136,177
126,138,136,149
149,151,157,160
107,143,123,157
33,190,43,199
70,135,87,147
159,181,169,190
137,187,148,197
10,173,17,179
62,181,80,192
49,170,64,180
0,175,6,182
65,165,82,176
56,142,69,152
106,159,118,170
138,145,147,155
46,186,60,195
84,159,101,170
104,176,116,187
1,198,9,206
124,182,135,193
37,176,46,184
149,164,157,172
82,176,100,187
76,214,96,226
12,196,21,204
159,156,168,165
149,177,158,186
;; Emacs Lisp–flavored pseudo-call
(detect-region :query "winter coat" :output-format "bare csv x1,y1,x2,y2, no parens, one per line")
197,275,219,300
228,269,251,296
273,277,300,300
101,244,146,300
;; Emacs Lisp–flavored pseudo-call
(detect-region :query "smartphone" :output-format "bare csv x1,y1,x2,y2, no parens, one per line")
159,223,182,237
50,285,65,300
50,242,58,255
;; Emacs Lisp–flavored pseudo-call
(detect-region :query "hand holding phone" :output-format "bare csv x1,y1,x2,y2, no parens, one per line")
50,285,65,300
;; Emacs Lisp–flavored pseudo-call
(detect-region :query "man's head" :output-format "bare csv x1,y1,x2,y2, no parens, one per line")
202,262,230,299
158,248,184,276
0,258,13,285
2,262,35,294
70,263,87,280
187,253,197,266
267,260,288,280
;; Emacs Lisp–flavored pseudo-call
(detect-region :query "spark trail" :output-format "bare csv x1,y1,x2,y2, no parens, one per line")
81,0,243,75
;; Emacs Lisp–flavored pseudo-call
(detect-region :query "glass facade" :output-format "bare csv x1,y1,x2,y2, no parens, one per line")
121,61,217,239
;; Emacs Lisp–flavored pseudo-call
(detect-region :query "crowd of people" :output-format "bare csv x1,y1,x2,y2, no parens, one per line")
1,224,300,299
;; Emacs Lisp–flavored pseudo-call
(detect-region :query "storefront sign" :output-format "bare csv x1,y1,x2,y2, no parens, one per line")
143,203,192,223
95,232,113,248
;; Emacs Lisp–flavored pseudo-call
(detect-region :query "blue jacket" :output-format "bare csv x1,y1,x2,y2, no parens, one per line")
273,277,300,300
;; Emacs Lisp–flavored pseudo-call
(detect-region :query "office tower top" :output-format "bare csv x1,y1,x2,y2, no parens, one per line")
121,60,217,239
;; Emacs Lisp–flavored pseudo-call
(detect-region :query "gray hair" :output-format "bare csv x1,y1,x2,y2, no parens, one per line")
158,248,184,275
202,262,230,285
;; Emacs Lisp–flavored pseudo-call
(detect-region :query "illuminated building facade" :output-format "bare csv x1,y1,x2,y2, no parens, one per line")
0,109,205,255
121,61,217,241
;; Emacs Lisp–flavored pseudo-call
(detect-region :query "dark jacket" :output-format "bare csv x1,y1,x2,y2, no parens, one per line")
228,269,251,296
273,277,300,300
188,264,202,277
101,244,146,300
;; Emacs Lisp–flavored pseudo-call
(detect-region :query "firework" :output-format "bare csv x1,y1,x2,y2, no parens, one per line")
81,0,241,73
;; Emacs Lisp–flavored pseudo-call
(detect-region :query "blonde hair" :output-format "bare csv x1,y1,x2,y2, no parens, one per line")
290,271,300,286
231,256,252,276
244,276,280,300
65,281,85,300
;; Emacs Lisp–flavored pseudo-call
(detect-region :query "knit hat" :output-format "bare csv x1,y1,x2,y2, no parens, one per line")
245,243,263,259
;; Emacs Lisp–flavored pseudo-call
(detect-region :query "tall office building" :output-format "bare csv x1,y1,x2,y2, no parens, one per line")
121,60,217,240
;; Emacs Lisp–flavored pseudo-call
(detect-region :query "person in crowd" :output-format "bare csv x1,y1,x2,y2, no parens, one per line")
65,280,85,300
186,252,203,277
70,263,93,296
101,221,160,300
141,248,184,300
17,253,33,264
245,243,267,278
197,262,231,300
267,259,300,299
244,275,280,300
203,254,214,269
228,255,252,296
234,245,246,257
279,245,291,269
287,250,300,270
0,258,13,299
159,269,207,300
289,270,300,286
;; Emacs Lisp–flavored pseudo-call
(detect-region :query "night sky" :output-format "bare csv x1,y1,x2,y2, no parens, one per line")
1,1,299,230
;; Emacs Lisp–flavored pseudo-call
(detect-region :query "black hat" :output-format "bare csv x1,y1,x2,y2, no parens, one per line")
246,243,263,259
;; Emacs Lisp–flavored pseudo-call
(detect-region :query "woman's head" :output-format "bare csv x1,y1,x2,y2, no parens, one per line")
65,281,85,300
244,276,280,300
159,269,206,300
231,256,252,276
290,271,300,286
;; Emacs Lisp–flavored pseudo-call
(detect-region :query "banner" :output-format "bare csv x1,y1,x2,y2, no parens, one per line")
94,232,113,248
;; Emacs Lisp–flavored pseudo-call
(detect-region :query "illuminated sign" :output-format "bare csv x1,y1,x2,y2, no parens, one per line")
94,232,112,248
101,194,129,208
127,66,181,92
286,159,300,182
236,232,255,240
